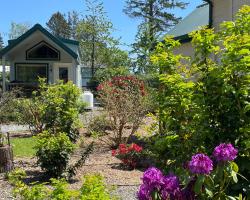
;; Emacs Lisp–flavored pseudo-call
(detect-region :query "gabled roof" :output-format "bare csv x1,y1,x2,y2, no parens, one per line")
166,3,210,42
0,24,79,59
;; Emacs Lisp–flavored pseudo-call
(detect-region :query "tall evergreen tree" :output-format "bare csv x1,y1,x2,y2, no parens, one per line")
124,0,187,73
46,12,71,38
0,34,4,50
67,11,80,40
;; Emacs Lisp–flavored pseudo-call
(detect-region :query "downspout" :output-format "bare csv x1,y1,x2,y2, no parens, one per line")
203,0,213,28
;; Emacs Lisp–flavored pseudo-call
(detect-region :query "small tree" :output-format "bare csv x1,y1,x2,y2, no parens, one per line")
97,76,148,146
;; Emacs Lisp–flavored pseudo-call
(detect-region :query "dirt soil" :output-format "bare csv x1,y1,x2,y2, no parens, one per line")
0,116,155,200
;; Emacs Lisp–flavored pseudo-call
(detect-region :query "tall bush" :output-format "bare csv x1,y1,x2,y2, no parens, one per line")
97,76,148,146
150,5,250,195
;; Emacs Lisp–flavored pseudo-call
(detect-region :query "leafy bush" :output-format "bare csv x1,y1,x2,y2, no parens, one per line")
94,66,130,83
149,6,250,195
16,80,83,141
8,169,115,200
97,76,149,146
86,114,112,137
80,174,116,200
35,131,75,177
137,143,245,200
0,89,19,123
112,143,143,169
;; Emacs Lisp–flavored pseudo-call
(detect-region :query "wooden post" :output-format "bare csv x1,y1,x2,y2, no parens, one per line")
0,132,14,173
0,145,14,173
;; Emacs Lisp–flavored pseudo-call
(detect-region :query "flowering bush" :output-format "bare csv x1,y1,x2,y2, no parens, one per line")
137,143,244,199
112,143,143,168
98,76,149,146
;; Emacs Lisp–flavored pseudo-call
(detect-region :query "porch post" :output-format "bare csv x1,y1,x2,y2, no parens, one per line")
2,56,6,92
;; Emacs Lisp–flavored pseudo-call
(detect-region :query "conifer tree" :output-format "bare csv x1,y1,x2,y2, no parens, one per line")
46,12,71,38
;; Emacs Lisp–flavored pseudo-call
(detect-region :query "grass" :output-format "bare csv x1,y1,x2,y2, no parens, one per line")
10,137,36,157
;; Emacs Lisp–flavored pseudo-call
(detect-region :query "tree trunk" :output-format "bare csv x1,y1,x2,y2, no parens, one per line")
0,145,13,173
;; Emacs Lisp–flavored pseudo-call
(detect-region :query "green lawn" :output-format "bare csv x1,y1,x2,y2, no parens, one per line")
10,137,36,157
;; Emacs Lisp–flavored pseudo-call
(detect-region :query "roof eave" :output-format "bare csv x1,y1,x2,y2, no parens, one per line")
0,24,78,59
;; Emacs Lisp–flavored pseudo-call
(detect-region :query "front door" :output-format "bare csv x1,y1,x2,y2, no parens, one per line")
59,67,68,83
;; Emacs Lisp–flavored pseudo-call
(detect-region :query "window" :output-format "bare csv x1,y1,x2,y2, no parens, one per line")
26,41,60,60
59,67,68,83
81,67,93,87
15,63,48,83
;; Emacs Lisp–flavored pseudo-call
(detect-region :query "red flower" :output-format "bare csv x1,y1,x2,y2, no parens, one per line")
97,84,103,91
112,149,117,156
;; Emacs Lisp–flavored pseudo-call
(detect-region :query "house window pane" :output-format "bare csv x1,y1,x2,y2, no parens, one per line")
59,67,68,83
81,67,92,87
26,42,60,60
15,64,47,83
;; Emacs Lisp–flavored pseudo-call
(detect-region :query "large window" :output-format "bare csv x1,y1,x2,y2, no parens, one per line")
26,41,60,60
81,67,92,87
15,63,48,83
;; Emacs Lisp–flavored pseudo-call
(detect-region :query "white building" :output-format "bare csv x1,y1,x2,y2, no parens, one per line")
0,24,83,91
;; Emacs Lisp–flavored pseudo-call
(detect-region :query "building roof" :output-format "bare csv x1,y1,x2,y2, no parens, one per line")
0,24,79,59
166,3,209,41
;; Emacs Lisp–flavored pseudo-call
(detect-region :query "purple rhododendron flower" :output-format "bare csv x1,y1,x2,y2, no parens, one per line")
188,153,213,174
142,167,163,189
137,184,152,200
213,143,238,162
161,174,182,199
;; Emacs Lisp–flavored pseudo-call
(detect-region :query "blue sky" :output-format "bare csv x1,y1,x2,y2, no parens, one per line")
0,0,203,50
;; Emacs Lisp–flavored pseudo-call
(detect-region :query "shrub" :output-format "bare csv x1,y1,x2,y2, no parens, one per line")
97,76,149,146
16,80,83,141
8,169,115,200
137,143,244,200
35,131,75,177
86,114,112,137
0,89,19,123
112,143,143,169
80,174,115,200
150,6,250,194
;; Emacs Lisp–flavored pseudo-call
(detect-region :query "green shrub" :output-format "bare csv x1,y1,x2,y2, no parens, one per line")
16,80,83,141
80,174,115,200
86,114,112,137
8,169,115,200
150,5,250,196
35,131,75,177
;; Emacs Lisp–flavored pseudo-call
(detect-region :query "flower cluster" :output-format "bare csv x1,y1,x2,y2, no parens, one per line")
97,76,146,96
188,153,213,175
138,167,181,200
112,143,143,168
213,143,238,162
137,143,238,200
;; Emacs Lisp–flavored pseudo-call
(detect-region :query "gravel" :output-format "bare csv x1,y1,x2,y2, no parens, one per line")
115,185,139,200
0,176,13,200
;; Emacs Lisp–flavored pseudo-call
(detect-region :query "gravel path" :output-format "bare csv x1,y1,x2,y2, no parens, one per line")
0,176,13,200
115,186,138,200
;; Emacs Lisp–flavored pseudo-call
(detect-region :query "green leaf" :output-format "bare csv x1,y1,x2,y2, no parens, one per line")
194,175,205,194
231,162,239,173
227,196,237,200
231,171,238,183
205,187,213,197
